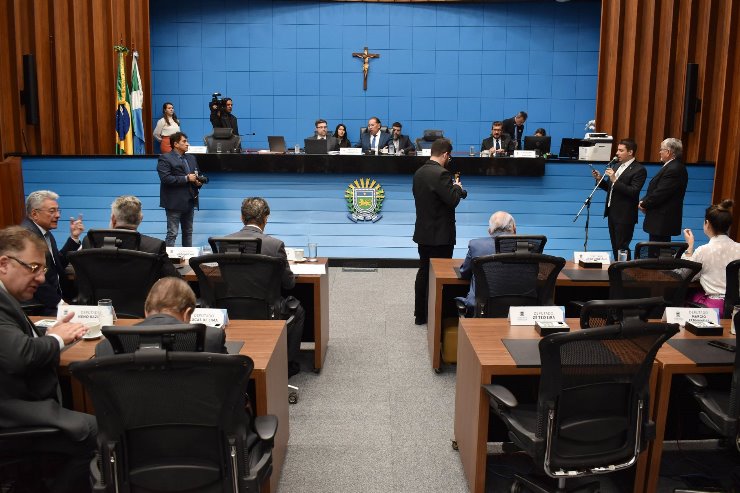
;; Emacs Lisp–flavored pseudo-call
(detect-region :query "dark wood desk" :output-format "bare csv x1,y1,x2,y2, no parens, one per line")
454,318,654,493
427,258,610,370
180,257,330,371
54,319,289,493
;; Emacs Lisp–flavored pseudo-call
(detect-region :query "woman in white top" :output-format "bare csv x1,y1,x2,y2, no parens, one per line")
153,102,180,153
682,199,740,316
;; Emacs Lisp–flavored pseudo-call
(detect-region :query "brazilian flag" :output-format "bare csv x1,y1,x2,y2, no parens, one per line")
114,46,133,155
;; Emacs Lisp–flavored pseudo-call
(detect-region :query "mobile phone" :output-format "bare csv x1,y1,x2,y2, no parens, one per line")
707,340,736,352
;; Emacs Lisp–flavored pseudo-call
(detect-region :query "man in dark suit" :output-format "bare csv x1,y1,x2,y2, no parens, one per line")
227,197,305,377
357,116,391,154
389,122,416,155
591,138,647,260
21,190,84,315
210,97,239,138
458,211,516,314
502,111,528,150
157,131,205,247
0,226,96,492
305,118,340,152
481,121,515,156
95,277,225,357
639,137,689,242
82,195,179,279
413,138,467,325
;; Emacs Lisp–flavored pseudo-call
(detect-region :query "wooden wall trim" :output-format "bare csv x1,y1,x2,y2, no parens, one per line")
0,157,26,228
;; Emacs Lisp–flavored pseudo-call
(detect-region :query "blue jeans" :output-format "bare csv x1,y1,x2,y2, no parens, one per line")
165,207,194,247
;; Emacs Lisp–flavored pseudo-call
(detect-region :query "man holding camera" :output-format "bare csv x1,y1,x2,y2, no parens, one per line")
210,96,239,138
157,132,205,247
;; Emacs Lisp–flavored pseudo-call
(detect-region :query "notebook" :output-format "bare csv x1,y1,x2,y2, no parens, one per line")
267,136,286,153
304,138,328,155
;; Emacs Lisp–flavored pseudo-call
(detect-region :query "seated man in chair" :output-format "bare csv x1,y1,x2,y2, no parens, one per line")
228,197,305,378
95,277,226,357
458,211,516,315
82,195,179,279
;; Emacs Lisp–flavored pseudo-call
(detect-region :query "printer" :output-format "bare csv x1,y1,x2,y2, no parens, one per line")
579,132,613,162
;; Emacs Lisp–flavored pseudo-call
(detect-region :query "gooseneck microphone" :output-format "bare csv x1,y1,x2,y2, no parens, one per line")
606,155,619,169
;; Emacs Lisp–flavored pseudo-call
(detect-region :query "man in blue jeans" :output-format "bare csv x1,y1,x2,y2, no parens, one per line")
157,132,204,247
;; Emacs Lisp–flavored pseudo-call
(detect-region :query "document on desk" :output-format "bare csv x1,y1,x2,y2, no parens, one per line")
290,263,326,275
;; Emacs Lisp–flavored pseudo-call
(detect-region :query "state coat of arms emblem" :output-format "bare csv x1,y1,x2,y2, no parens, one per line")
345,178,385,222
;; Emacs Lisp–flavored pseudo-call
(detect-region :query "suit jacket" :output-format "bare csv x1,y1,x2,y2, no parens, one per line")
458,234,504,310
390,134,415,154
227,225,295,290
305,134,340,152
81,229,180,279
21,217,79,314
412,161,468,246
481,134,515,154
356,131,391,153
94,313,226,357
0,286,96,440
597,160,647,224
157,150,201,212
640,159,689,236
502,117,524,148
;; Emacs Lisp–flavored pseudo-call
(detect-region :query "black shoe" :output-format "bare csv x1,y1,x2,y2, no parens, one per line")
288,362,301,378
414,316,426,325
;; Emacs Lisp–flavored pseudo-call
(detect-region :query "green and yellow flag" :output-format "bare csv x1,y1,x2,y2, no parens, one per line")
114,45,133,155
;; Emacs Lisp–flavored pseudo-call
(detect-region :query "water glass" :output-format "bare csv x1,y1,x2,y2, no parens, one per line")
98,299,116,326
617,250,628,262
294,248,305,261
469,146,475,157
308,243,318,262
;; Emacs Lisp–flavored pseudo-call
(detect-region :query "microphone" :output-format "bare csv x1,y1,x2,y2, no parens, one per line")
606,155,619,168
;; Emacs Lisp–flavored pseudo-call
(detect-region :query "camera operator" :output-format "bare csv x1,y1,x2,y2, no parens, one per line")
157,131,206,247
210,95,239,138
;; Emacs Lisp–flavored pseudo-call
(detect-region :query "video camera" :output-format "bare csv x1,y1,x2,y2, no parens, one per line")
209,92,226,116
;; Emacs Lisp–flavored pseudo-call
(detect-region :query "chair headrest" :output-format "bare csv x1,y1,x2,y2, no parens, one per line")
423,129,444,141
212,128,234,139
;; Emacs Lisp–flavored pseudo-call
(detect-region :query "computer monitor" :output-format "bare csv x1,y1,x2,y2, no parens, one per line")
102,324,207,354
559,138,583,159
523,136,551,156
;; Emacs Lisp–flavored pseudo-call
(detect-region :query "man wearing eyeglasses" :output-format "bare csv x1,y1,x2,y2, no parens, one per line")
0,226,97,492
306,118,339,152
21,190,85,315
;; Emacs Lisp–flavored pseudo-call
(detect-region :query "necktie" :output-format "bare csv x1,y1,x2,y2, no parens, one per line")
495,139,500,150
43,232,56,266
371,135,376,150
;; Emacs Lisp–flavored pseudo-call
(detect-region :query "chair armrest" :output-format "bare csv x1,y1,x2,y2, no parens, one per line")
482,384,518,409
454,298,468,318
685,373,709,390
685,301,705,309
254,415,278,443
285,297,299,311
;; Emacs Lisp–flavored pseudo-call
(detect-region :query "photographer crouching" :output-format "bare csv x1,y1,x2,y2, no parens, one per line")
157,131,208,247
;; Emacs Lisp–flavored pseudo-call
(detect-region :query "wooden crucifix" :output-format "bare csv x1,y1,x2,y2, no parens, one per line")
352,47,379,91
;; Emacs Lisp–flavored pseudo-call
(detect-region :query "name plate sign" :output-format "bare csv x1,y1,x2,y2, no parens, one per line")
339,147,362,155
663,307,720,327
574,251,611,264
191,308,229,328
513,150,537,158
418,148,432,156
509,306,565,326
57,305,101,323
166,247,201,260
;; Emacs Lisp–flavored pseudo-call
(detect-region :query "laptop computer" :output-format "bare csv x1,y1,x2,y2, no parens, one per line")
267,136,286,153
559,138,583,159
304,138,328,155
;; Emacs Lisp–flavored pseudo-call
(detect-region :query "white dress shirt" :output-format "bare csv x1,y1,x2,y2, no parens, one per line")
682,234,740,296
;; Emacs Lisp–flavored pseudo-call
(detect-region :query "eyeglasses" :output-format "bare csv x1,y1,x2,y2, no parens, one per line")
34,207,61,215
7,256,48,274
316,125,327,129
659,148,669,152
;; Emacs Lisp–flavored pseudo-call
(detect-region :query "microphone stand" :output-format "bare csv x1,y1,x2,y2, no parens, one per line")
573,163,612,251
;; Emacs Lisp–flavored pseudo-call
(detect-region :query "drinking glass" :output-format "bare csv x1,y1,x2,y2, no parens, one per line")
308,243,318,262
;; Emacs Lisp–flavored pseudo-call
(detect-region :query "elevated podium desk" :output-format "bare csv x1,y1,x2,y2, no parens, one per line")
54,319,289,493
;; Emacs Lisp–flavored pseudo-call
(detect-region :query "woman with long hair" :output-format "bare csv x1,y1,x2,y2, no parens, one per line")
682,199,740,316
153,102,181,153
333,123,351,148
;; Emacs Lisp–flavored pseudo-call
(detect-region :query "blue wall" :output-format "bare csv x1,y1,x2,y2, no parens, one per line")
22,157,714,260
150,0,601,152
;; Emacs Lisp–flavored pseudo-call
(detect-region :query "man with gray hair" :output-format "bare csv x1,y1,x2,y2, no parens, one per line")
20,190,84,314
81,195,179,278
639,137,688,242
457,211,516,314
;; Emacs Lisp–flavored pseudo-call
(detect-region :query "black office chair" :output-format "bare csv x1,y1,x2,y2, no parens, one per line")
102,324,207,354
190,253,288,320
85,228,142,250
415,129,444,151
723,259,740,319
67,248,164,318
494,234,547,254
0,426,62,491
70,350,277,493
358,126,389,140
466,252,565,318
579,296,667,328
205,127,241,153
633,241,689,259
685,310,740,452
208,236,262,254
483,320,679,493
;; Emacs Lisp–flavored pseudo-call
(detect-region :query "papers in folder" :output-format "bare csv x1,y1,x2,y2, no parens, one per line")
290,263,326,275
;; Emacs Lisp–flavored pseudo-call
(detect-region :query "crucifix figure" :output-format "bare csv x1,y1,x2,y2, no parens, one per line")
352,47,380,91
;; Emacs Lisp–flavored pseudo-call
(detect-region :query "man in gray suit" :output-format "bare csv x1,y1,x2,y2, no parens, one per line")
228,197,305,377
0,226,96,492
95,277,226,356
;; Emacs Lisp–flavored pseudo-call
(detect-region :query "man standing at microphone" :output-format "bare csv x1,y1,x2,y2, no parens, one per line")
591,139,646,260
